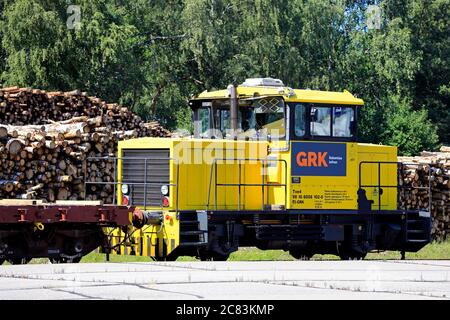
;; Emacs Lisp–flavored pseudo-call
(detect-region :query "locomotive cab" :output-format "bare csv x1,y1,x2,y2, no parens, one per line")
190,85,359,144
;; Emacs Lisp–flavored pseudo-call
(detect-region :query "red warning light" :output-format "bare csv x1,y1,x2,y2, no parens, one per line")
162,196,170,207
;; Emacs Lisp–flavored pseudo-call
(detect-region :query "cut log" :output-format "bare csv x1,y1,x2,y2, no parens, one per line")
6,138,24,155
56,187,69,200
0,126,8,139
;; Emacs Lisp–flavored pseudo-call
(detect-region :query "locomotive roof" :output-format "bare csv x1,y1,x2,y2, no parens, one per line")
191,86,364,106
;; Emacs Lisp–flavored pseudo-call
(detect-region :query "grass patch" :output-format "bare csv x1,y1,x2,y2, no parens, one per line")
73,240,450,262
230,240,450,261
367,240,450,260
4,240,449,265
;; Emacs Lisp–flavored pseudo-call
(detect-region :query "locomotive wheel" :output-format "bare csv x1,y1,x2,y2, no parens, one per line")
7,257,32,265
336,241,367,260
153,254,179,262
289,249,313,261
338,249,367,260
153,247,180,261
49,257,81,264
199,252,229,261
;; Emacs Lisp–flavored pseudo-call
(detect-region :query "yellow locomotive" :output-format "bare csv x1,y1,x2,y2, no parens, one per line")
104,78,431,260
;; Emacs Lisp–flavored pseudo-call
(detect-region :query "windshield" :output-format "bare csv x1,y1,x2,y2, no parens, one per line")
238,97,285,140
194,97,286,140
194,97,285,140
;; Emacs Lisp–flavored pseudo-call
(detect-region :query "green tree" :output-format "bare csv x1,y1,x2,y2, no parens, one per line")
121,0,196,127
338,1,436,151
0,0,70,88
0,1,5,81
182,0,245,89
0,0,142,103
375,0,449,143
69,0,140,103
383,96,439,155
0,0,446,149
407,0,450,143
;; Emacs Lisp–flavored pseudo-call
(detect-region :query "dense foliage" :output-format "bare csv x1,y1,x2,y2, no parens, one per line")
0,0,448,155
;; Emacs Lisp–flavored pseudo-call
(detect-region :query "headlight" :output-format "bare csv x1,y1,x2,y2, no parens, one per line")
160,185,169,195
121,184,129,195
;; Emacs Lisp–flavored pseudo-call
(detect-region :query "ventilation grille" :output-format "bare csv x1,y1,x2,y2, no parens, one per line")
121,149,170,207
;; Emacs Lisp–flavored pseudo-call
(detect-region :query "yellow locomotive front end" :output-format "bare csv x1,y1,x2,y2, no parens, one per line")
107,78,430,261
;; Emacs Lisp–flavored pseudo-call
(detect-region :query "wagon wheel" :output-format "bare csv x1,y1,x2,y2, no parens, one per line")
7,257,32,265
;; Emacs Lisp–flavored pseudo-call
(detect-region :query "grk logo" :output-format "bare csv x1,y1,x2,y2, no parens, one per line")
296,151,328,167
291,142,346,177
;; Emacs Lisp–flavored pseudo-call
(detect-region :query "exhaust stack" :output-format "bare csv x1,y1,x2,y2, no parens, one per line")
228,84,238,137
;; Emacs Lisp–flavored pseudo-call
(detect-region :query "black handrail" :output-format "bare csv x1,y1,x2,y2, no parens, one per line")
358,161,431,213
206,158,288,211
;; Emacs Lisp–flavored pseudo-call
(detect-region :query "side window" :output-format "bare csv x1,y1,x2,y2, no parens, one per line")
333,107,354,137
198,108,210,137
220,109,231,132
310,107,331,136
294,104,306,137
218,109,234,138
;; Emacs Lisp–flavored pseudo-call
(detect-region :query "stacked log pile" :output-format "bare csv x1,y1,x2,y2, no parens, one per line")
0,86,170,203
399,146,450,241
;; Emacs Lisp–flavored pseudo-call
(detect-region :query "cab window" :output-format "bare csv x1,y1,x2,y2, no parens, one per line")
214,109,231,133
310,107,331,136
291,103,356,140
238,97,285,140
214,108,240,138
333,107,354,137
294,104,306,137
198,108,210,138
